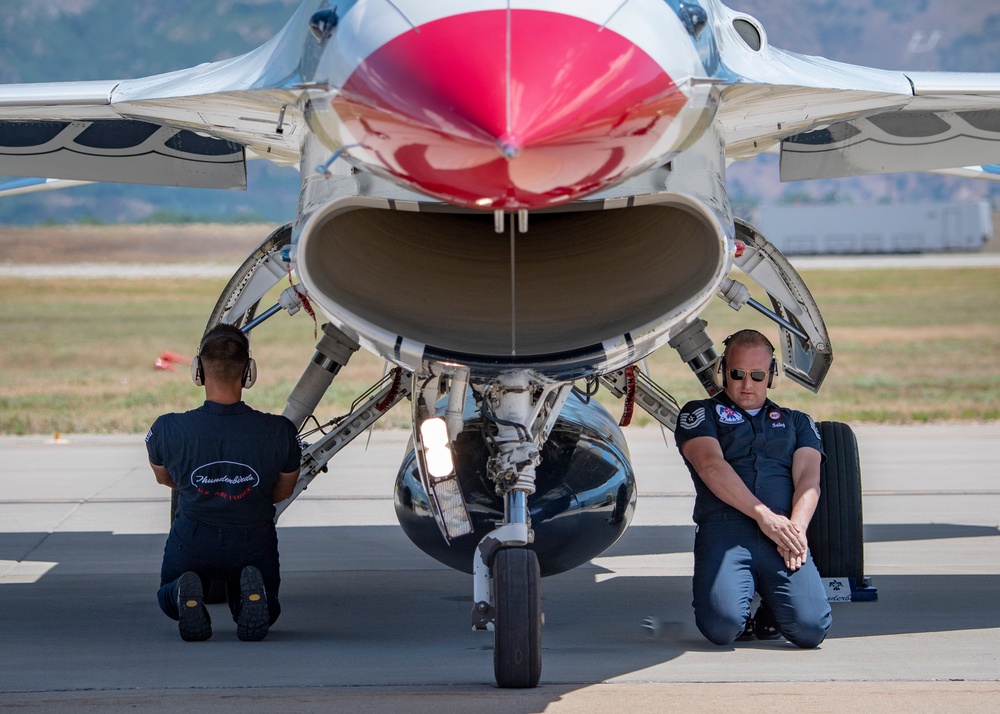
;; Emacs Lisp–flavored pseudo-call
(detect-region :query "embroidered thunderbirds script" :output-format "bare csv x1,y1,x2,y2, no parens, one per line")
190,461,260,501
680,407,707,430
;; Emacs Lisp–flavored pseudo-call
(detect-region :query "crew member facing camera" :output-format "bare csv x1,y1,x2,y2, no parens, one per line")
147,323,301,642
675,329,831,648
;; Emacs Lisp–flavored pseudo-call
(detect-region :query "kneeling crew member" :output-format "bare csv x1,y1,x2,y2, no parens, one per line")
675,329,832,647
147,324,301,642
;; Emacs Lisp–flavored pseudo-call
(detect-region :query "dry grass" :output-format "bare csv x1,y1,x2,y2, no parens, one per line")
0,259,997,434
0,276,402,434
0,224,265,264
634,268,1000,424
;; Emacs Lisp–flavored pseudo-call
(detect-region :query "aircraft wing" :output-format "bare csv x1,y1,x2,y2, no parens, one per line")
713,2,1000,182
929,164,1000,182
0,1,319,189
777,72,1000,182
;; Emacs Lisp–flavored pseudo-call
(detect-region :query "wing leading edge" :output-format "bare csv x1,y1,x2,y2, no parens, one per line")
708,0,1000,182
3,0,1000,194
0,0,323,189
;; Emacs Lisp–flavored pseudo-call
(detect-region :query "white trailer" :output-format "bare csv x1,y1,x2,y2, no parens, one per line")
758,201,992,254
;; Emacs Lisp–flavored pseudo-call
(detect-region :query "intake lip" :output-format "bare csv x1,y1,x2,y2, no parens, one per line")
294,194,727,379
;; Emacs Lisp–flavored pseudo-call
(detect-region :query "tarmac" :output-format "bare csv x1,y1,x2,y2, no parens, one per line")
1,424,998,712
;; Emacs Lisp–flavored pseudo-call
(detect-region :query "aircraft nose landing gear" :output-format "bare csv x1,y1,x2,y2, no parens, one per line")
492,547,542,688
471,496,540,688
467,372,571,688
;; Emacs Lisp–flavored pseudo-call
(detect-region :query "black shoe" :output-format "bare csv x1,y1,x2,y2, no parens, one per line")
177,571,212,642
753,601,782,641
736,616,755,641
236,566,270,642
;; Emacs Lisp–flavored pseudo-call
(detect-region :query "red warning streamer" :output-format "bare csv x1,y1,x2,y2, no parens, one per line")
287,262,318,338
619,366,637,427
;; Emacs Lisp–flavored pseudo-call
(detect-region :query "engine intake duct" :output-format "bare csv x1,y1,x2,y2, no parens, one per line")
297,201,724,359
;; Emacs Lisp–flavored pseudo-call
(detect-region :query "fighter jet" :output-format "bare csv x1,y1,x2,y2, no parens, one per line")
2,0,998,687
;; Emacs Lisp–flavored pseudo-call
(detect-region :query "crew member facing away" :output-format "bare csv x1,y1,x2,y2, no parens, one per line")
147,324,301,642
675,329,832,647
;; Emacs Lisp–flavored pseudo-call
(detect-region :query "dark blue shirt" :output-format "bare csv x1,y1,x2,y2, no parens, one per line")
146,401,301,526
674,394,824,524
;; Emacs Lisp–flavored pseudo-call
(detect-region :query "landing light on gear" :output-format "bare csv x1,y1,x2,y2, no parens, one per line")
418,417,454,479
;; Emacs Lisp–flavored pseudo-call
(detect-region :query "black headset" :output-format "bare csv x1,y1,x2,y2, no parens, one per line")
190,327,257,389
718,331,780,389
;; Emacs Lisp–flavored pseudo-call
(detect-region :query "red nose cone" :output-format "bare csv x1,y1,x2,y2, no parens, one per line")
333,10,687,210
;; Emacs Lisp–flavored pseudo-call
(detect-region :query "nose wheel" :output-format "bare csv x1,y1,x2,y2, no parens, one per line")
493,548,542,689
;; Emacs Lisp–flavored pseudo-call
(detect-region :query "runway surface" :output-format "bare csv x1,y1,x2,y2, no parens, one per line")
1,424,998,712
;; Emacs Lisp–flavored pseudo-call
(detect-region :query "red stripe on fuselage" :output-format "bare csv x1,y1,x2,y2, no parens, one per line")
333,10,686,210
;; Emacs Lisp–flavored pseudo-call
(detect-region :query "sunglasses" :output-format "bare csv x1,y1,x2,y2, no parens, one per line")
729,368,768,383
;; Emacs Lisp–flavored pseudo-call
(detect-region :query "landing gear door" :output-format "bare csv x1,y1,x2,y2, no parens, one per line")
733,219,833,393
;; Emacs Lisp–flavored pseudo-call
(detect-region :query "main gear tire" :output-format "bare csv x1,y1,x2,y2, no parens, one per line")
807,420,864,582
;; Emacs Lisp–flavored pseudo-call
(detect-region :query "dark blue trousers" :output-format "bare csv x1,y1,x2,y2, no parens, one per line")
158,513,282,626
692,516,832,648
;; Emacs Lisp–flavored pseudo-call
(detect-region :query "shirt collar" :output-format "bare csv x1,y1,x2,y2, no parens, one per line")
198,400,252,415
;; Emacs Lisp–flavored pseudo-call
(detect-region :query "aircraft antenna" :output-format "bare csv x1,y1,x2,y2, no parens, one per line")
510,220,517,356
505,1,512,136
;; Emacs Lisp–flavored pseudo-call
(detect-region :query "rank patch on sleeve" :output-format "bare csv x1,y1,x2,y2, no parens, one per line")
679,407,706,429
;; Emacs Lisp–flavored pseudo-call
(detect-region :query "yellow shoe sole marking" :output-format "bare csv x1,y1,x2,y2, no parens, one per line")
249,594,261,602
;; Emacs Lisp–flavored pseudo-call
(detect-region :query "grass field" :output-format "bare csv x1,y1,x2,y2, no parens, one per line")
0,266,998,434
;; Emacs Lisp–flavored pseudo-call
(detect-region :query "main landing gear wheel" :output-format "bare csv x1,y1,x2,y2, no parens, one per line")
493,548,542,689
807,420,865,582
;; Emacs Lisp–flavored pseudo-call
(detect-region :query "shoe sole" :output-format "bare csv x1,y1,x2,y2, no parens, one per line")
736,618,755,641
754,604,783,641
177,572,212,642
237,566,270,642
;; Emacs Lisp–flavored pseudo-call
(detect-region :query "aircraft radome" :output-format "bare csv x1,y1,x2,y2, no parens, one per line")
1,0,998,688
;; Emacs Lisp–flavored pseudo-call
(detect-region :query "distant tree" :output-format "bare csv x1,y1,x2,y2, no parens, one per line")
778,191,816,205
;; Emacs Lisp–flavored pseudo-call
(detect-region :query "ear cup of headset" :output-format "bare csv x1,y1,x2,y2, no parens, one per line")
768,358,780,389
243,357,257,389
190,355,204,386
